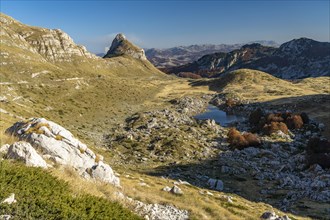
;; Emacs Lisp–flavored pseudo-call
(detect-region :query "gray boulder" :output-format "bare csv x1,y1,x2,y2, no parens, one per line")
89,162,120,186
170,185,183,195
207,178,224,191
0,144,10,154
0,215,11,220
6,142,47,168
1,193,16,205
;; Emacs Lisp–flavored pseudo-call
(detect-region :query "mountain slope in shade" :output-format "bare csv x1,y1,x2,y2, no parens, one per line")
164,44,276,77
145,41,279,68
166,38,330,79
248,38,330,79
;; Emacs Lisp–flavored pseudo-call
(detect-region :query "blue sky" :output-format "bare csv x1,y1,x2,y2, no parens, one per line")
1,1,329,53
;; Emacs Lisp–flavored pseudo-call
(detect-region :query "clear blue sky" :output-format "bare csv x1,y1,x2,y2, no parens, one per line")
1,0,329,53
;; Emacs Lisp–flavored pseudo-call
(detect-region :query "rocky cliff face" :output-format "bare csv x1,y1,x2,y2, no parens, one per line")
166,38,330,79
23,28,96,62
0,13,97,63
103,33,147,60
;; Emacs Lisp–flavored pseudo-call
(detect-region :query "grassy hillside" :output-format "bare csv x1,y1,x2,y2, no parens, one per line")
191,69,329,101
1,12,329,220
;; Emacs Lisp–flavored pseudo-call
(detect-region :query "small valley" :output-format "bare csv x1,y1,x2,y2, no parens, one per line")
0,11,329,220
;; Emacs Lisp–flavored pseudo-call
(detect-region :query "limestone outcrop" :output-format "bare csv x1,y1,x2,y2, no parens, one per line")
104,33,147,60
5,141,47,168
4,118,120,186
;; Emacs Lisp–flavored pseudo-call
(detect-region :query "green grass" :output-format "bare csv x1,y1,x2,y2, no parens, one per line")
0,160,142,220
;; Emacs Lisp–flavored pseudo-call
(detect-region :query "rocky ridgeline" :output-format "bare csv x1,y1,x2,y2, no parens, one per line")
1,118,119,186
25,29,96,62
0,13,97,63
105,96,226,164
166,38,330,79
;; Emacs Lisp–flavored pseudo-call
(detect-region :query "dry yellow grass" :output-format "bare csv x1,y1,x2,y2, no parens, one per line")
116,171,310,220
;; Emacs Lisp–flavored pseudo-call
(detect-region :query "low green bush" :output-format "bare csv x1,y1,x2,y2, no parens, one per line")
0,160,141,220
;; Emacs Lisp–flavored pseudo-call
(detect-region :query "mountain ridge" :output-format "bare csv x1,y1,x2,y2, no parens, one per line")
165,38,330,79
144,41,279,68
103,33,147,60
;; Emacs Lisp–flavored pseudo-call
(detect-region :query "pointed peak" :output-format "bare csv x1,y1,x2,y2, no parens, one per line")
115,33,126,41
104,33,146,60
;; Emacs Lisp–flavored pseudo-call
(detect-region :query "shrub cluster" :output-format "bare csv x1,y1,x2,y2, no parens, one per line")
263,122,289,135
177,72,202,79
306,137,330,168
249,109,309,135
225,98,239,108
0,160,141,220
227,128,261,150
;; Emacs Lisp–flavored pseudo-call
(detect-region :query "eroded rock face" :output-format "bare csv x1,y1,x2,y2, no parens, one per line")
24,29,97,62
5,118,120,186
0,13,97,63
104,33,147,60
5,141,47,168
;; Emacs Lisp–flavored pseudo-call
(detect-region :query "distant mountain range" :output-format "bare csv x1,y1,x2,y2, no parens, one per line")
163,38,330,79
143,41,279,68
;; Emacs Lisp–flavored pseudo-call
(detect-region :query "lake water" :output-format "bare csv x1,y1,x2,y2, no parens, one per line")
194,105,245,127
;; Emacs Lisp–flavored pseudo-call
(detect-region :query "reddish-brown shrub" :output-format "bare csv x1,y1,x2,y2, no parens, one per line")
225,98,237,108
286,115,304,129
243,132,261,146
177,72,202,79
227,128,261,150
281,112,292,121
249,108,263,125
306,137,330,168
266,113,284,123
263,122,289,135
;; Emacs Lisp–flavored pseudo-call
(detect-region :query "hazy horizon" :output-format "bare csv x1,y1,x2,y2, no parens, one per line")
1,0,329,53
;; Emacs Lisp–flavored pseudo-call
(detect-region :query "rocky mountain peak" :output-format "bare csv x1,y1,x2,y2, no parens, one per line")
103,33,147,60
0,13,97,63
115,33,126,41
276,37,323,57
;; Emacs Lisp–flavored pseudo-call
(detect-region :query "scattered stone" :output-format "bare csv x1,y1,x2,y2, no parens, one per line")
260,211,277,220
138,182,150,187
162,186,171,192
0,144,10,154
1,193,17,205
178,179,191,185
89,162,120,186
207,178,224,191
170,185,183,195
318,123,325,130
134,201,189,220
0,215,11,220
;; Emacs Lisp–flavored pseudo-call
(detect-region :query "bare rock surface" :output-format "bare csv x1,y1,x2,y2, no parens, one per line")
5,141,47,168
104,33,147,60
1,194,16,205
5,118,120,186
